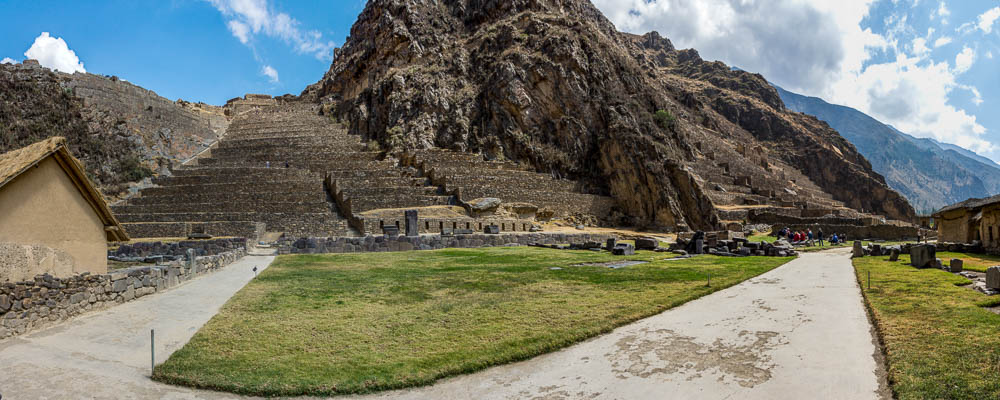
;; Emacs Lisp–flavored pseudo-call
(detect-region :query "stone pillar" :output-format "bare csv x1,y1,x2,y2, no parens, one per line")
405,210,419,237
852,241,864,258
186,248,198,273
948,259,963,273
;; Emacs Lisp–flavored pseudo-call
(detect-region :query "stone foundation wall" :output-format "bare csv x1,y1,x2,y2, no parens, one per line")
119,221,265,240
0,248,246,340
110,238,247,260
278,232,615,254
360,217,533,236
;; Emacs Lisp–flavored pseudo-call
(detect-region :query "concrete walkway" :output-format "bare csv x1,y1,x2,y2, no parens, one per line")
0,255,274,400
349,248,887,400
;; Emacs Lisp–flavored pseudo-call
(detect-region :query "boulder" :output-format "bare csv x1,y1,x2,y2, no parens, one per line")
909,244,936,268
635,237,658,251
870,244,882,257
987,267,1000,290
465,197,501,216
605,238,617,250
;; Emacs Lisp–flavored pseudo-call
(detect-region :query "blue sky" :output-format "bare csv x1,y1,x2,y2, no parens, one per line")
2,0,1000,163
0,0,365,104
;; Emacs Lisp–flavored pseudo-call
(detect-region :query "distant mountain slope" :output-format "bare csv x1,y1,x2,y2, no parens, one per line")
775,85,1000,214
0,61,228,200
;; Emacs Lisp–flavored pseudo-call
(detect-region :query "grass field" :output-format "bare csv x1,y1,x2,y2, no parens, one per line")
854,253,1000,399
154,247,792,396
936,251,1000,272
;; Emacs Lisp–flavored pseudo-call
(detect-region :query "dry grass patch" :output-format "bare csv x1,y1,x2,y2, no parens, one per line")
154,247,790,396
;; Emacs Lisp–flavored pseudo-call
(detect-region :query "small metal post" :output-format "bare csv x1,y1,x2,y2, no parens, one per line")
707,272,711,287
151,329,155,375
867,270,871,289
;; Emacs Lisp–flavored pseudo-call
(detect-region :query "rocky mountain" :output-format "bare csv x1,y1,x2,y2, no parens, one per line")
0,61,228,200
303,0,914,229
776,85,1000,214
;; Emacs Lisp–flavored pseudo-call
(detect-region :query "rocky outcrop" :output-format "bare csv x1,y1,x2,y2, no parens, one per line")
0,62,228,200
304,0,915,227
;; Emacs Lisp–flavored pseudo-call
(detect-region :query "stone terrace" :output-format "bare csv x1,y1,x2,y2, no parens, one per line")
685,139,879,228
113,100,355,238
401,149,617,220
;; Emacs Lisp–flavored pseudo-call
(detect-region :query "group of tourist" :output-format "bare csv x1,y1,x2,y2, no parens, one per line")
774,227,847,247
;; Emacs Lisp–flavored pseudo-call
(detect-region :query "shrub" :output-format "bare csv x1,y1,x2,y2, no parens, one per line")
654,109,677,131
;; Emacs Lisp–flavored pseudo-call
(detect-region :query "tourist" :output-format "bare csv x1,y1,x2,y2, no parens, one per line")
266,161,270,168
817,229,825,246
830,233,839,244
807,229,814,245
285,161,290,168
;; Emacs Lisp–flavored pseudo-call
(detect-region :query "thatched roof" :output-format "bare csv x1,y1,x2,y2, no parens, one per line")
0,137,129,241
934,193,1000,216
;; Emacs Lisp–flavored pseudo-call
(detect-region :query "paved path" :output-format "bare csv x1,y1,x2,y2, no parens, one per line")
350,248,886,400
0,255,274,400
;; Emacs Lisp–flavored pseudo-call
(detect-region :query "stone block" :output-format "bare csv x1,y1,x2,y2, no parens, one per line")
605,238,617,250
635,237,658,251
612,243,635,256
383,225,400,237
909,244,936,268
405,209,419,237
888,248,900,262
852,241,864,258
948,259,963,273
694,239,704,254
484,225,500,234
870,244,882,257
111,279,128,293
985,266,1000,290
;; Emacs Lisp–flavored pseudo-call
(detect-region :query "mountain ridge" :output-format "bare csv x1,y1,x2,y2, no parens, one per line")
305,0,915,227
775,84,1000,213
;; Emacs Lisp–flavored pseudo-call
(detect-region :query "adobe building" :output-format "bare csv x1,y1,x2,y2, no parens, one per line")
933,194,1000,252
0,137,128,282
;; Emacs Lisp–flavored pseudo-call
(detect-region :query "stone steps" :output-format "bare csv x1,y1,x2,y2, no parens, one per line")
439,173,578,193
342,195,453,214
455,186,615,216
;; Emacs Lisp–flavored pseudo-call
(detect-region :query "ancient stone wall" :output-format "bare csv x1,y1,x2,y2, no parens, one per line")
110,238,246,260
278,232,615,254
0,248,245,339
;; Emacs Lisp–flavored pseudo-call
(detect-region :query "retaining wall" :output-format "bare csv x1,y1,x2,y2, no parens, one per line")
0,248,246,340
278,232,615,254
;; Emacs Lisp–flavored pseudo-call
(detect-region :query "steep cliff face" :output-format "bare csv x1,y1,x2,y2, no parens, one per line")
305,0,915,226
0,62,227,200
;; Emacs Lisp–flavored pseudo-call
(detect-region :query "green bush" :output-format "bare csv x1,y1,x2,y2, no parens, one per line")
654,109,677,131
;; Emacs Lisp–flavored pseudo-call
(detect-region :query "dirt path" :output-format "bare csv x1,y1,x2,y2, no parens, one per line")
0,255,275,400
347,248,886,400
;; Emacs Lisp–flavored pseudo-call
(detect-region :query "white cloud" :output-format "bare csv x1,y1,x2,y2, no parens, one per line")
1,57,15,64
592,0,996,159
23,32,85,73
933,36,952,47
931,1,949,24
207,0,335,61
912,37,929,56
954,46,975,73
977,6,1000,33
261,65,278,83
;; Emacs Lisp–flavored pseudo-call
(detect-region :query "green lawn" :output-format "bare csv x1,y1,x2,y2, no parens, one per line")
936,251,1000,272
854,254,1000,399
154,247,792,396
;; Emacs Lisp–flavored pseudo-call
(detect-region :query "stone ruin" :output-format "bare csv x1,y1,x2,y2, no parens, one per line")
113,100,617,240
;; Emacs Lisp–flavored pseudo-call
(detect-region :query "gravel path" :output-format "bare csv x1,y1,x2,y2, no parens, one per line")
0,255,274,400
